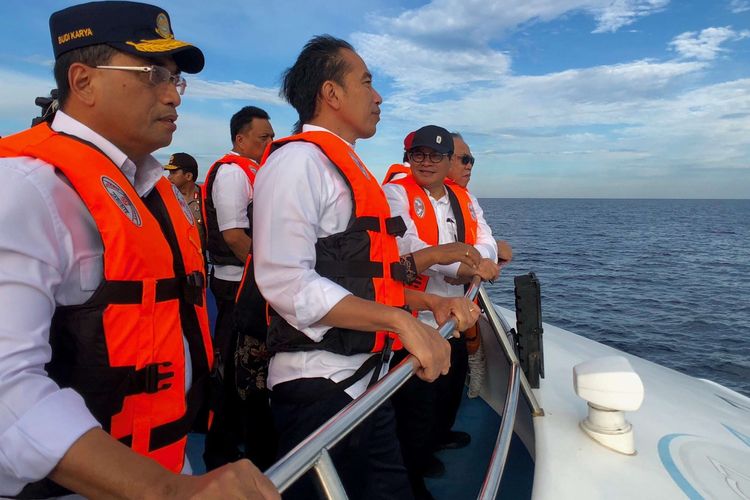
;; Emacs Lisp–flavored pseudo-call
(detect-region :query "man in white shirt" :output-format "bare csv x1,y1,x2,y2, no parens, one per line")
383,125,499,496
253,35,479,499
447,132,513,263
0,2,277,498
202,105,276,470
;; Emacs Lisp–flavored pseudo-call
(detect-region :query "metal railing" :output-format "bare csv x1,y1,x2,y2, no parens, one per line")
478,362,521,500
266,278,534,498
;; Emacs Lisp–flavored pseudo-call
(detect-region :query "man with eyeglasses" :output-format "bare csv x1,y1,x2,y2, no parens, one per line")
0,2,277,498
383,125,499,498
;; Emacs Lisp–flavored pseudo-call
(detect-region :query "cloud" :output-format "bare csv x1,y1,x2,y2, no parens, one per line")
379,59,706,130
368,0,669,44
187,79,283,104
354,33,511,94
669,26,750,60
729,0,750,13
590,0,669,33
0,68,55,135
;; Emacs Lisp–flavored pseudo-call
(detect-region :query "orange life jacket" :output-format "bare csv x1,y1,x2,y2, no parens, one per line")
202,154,259,267
388,173,478,292
0,124,212,485
382,163,411,184
261,131,408,354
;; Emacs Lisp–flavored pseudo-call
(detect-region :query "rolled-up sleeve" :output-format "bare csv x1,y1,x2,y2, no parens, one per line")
213,164,253,231
0,161,100,495
252,145,351,341
383,183,461,279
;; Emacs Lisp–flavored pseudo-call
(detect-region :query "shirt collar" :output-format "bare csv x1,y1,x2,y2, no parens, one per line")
423,184,448,202
51,111,164,197
302,124,354,148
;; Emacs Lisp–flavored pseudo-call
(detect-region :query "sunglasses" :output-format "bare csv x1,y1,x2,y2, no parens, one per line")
458,154,475,166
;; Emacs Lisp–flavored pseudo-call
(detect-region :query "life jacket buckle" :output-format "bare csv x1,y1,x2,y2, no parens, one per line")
183,271,205,306
139,361,174,394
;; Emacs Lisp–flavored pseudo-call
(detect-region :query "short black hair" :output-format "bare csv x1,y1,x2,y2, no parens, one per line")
280,35,354,134
230,106,270,143
54,44,117,107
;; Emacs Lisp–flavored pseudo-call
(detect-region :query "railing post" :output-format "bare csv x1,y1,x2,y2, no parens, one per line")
313,449,349,500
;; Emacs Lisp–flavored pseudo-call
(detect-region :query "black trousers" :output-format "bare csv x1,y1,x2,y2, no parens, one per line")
390,350,437,499
205,275,278,471
271,377,414,500
204,276,243,469
434,335,469,441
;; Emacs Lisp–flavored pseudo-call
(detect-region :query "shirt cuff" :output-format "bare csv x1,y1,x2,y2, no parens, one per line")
476,244,496,261
293,280,352,341
432,262,460,278
0,388,100,495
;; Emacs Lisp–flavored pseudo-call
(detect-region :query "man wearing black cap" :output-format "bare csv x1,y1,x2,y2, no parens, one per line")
383,125,500,498
165,152,206,252
0,2,277,498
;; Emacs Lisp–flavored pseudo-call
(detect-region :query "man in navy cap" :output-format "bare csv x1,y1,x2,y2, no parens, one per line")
383,125,500,498
0,2,277,498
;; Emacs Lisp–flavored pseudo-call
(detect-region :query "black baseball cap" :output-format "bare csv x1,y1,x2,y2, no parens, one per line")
409,125,453,155
164,152,198,177
49,1,204,73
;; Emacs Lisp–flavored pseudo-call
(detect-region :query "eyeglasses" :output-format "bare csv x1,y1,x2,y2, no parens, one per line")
95,65,187,95
458,154,475,166
408,151,450,163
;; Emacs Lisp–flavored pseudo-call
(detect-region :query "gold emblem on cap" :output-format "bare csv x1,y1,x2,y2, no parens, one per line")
155,13,171,39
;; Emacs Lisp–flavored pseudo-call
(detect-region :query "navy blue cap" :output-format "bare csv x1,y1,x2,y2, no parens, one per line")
49,1,204,73
409,125,454,155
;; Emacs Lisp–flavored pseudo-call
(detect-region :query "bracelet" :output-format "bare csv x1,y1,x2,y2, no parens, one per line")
400,253,418,284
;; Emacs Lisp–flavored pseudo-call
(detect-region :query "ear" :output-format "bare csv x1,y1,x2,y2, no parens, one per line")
319,80,342,111
185,172,194,182
67,62,97,107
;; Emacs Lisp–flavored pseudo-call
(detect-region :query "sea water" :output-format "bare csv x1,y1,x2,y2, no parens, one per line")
481,198,750,397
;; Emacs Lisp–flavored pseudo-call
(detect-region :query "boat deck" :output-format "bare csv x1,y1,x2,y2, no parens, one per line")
187,388,534,499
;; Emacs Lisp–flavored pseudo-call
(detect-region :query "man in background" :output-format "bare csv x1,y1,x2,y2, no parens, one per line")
202,105,275,469
447,132,513,263
165,152,206,252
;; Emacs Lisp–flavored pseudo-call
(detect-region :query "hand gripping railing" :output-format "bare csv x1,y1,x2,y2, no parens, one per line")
265,278,537,499
265,277,482,496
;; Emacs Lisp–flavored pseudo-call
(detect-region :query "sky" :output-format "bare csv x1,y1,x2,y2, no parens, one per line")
0,0,748,198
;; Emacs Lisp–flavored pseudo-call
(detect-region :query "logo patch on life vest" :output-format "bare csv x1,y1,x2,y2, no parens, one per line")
348,151,370,180
413,197,425,218
468,202,477,221
101,176,142,227
171,183,195,225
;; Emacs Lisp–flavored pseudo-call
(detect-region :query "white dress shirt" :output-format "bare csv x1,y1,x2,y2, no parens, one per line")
253,124,390,399
383,182,498,327
210,152,253,282
0,112,191,494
